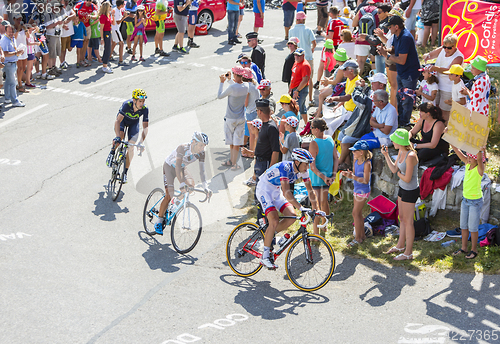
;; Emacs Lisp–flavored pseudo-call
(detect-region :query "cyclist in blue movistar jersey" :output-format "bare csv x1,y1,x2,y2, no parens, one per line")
148,132,212,236
106,88,149,183
256,148,320,269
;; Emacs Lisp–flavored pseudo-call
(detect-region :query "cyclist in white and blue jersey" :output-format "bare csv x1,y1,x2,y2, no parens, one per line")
149,132,211,236
256,148,320,269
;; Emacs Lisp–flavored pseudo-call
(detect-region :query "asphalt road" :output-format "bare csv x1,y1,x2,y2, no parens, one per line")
1,8,499,344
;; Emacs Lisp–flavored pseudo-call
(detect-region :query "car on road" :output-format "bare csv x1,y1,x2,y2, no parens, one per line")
137,0,226,31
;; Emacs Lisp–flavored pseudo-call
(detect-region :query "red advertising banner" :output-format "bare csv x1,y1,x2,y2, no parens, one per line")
441,0,500,63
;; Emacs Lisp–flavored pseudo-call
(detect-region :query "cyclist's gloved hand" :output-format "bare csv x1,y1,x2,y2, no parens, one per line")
316,210,327,217
113,136,121,144
299,206,311,213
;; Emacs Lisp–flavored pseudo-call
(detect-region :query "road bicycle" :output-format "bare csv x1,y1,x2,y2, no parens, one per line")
226,207,336,292
107,138,143,201
143,186,211,254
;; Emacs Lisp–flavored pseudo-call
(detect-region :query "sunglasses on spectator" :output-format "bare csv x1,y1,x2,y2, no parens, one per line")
240,61,250,65
443,46,454,50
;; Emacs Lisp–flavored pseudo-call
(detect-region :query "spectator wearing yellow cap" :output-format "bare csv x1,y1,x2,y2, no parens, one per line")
443,64,466,107
278,94,300,136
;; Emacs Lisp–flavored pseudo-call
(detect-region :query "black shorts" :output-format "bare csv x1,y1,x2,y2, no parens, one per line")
398,187,420,204
423,19,439,26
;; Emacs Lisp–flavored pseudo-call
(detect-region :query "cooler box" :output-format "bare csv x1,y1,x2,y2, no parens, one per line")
195,24,208,35
367,195,398,220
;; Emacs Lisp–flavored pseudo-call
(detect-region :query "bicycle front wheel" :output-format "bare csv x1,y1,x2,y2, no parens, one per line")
143,188,165,233
111,154,126,201
170,203,202,254
285,234,335,292
226,222,264,277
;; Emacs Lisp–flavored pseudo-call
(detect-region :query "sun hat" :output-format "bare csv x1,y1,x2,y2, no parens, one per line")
418,64,438,76
242,67,253,79
349,140,370,151
343,7,350,16
339,60,359,70
236,53,251,63
333,48,348,62
287,37,300,45
279,94,292,103
324,39,334,50
443,64,464,76
471,56,487,72
369,72,388,84
251,118,263,130
257,79,271,89
231,65,245,76
137,4,145,10
466,152,487,163
390,128,410,146
294,48,305,56
296,11,306,20
285,116,299,128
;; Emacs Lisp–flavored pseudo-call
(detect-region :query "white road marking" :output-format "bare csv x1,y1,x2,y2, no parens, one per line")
83,66,169,90
0,104,48,130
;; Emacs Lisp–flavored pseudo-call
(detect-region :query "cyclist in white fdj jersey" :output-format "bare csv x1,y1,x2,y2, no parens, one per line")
256,148,320,269
106,88,149,183
149,132,211,236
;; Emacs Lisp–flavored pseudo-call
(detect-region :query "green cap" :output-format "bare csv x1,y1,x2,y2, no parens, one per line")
471,56,487,72
390,128,410,146
333,48,348,62
324,39,334,50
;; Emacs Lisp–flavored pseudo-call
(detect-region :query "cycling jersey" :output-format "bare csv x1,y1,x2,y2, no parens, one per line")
118,99,149,127
259,161,309,188
165,143,205,168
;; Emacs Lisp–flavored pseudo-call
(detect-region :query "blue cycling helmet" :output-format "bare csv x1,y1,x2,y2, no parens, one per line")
192,131,209,145
291,148,314,163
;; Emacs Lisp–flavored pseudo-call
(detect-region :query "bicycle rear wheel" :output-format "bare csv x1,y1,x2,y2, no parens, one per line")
111,152,126,201
143,188,165,233
226,222,264,277
170,202,202,254
285,234,335,292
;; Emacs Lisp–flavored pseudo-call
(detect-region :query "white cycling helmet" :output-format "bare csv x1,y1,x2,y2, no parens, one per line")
192,131,209,145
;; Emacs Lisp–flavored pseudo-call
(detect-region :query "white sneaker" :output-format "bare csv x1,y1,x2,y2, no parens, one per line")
41,73,55,80
260,257,278,269
102,67,113,74
5,99,12,104
34,72,42,79
12,101,25,107
243,176,256,186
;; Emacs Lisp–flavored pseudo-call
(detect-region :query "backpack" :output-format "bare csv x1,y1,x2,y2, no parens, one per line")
358,7,377,36
414,218,432,240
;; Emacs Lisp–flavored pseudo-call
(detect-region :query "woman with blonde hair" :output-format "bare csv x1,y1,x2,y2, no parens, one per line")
99,1,113,73
381,129,419,260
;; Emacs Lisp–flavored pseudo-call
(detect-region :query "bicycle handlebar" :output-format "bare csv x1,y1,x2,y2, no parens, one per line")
177,186,212,203
298,210,334,228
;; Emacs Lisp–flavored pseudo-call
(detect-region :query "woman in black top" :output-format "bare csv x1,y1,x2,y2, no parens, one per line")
409,102,449,164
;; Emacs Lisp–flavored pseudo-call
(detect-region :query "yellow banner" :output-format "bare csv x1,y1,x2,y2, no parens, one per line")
442,101,489,155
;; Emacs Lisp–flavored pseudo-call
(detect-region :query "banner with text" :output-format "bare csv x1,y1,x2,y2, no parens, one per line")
441,0,500,63
442,101,489,155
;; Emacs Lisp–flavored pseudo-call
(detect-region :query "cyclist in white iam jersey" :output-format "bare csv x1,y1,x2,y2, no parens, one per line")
256,148,321,269
149,132,211,236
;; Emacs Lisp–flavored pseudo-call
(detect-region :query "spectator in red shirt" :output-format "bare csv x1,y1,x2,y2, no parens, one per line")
75,0,98,65
289,48,311,125
99,2,113,74
326,7,344,49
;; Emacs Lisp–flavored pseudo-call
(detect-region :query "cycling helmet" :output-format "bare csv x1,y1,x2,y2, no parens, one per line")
192,131,209,145
132,88,147,99
291,148,314,163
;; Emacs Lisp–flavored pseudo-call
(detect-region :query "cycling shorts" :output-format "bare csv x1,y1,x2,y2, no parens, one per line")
163,162,193,193
155,20,165,33
255,182,292,216
119,121,140,142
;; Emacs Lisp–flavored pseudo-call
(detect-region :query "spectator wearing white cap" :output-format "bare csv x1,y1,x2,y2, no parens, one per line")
289,11,316,106
257,79,276,114
218,65,249,170
279,116,300,162
282,36,299,86
242,118,263,186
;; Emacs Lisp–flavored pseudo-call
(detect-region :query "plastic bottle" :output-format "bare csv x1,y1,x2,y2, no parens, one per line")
441,240,456,247
277,233,291,248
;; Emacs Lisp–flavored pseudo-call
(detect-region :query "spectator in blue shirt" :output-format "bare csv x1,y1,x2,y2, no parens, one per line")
0,23,25,107
378,15,420,127
227,0,240,45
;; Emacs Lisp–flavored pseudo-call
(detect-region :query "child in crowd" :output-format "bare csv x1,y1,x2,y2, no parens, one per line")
131,5,147,61
326,6,343,49
25,24,39,88
341,140,372,246
72,16,87,67
416,65,439,106
278,94,300,136
444,64,466,107
242,119,263,186
279,116,300,162
314,39,335,89
451,144,486,259
89,15,103,63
